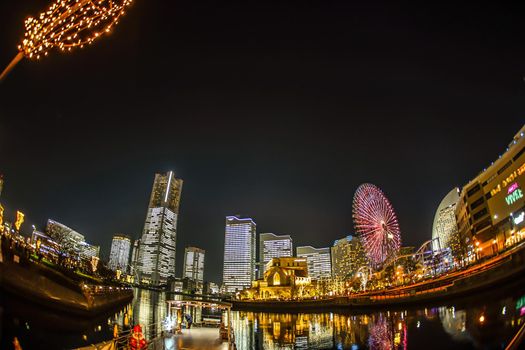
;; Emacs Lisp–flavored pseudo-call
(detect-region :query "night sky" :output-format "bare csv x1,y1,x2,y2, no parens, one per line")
0,1,524,283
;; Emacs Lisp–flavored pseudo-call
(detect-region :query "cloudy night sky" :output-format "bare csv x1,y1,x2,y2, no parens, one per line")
0,1,524,283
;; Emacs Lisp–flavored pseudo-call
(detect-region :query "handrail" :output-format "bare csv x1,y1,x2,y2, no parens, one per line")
506,321,525,350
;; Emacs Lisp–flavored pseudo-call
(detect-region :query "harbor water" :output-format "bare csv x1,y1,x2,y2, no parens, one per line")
1,280,524,349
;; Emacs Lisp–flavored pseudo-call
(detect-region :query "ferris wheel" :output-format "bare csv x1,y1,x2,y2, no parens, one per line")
352,183,402,268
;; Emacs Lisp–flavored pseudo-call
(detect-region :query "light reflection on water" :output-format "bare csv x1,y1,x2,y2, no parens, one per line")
228,293,524,350
1,285,525,349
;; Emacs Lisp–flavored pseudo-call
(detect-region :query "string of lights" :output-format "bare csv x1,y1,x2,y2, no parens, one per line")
0,0,133,81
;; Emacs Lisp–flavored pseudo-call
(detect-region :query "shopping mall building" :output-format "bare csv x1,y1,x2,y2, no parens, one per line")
456,124,525,261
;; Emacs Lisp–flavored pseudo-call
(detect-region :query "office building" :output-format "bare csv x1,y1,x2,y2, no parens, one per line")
108,234,132,271
183,246,205,284
222,215,256,293
331,235,368,279
432,188,460,251
136,171,183,285
258,233,292,278
296,246,331,280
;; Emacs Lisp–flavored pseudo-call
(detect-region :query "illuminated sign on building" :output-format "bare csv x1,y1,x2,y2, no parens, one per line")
514,212,525,225
14,210,24,231
505,183,523,206
491,163,525,197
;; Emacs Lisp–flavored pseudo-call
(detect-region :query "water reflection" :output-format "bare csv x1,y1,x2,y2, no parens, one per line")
2,286,525,349
230,292,525,350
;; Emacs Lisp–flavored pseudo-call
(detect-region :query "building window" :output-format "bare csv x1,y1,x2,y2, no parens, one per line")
474,217,491,233
473,208,488,221
467,184,481,198
513,145,525,161
273,273,280,286
470,197,485,210
497,161,512,175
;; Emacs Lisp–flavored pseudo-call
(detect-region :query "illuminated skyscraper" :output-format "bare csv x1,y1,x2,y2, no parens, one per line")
222,215,256,293
108,234,132,271
258,233,292,278
296,246,331,280
136,171,183,285
331,235,368,279
432,188,460,251
183,246,205,283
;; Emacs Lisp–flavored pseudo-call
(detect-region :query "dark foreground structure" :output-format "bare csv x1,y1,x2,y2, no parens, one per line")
0,257,133,316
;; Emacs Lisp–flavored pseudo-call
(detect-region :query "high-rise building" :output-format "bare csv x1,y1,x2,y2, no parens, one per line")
108,234,132,271
222,215,256,293
130,239,140,277
331,235,368,280
258,233,292,278
183,246,205,284
432,188,460,251
136,171,183,285
296,246,331,281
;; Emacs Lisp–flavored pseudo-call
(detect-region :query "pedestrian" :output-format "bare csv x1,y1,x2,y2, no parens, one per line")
185,314,193,329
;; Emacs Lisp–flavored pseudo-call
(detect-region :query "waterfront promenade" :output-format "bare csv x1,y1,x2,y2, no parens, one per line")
234,240,525,311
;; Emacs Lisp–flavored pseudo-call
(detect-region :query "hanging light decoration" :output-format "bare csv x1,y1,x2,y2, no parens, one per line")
1,0,133,81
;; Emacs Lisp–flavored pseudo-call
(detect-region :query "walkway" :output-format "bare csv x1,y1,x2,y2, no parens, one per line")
149,328,230,350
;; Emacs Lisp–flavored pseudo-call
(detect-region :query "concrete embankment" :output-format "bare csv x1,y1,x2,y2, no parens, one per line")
0,258,133,316
234,244,525,312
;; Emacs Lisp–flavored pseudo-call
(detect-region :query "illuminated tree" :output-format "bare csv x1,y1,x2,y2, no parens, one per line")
0,0,133,81
14,211,25,231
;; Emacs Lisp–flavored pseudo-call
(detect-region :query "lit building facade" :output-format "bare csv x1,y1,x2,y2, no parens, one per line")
241,257,313,300
136,171,183,285
46,219,84,249
45,219,99,258
79,242,100,259
296,246,331,281
258,233,293,278
222,215,256,293
108,234,132,271
183,246,205,284
432,188,460,251
331,235,368,280
456,124,525,260
130,239,140,276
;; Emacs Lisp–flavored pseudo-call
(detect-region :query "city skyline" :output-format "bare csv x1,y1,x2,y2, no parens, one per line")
2,2,525,284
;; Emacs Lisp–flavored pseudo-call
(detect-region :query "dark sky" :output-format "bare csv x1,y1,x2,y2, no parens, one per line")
0,1,524,283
